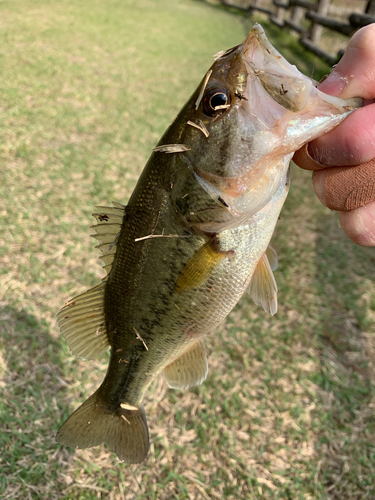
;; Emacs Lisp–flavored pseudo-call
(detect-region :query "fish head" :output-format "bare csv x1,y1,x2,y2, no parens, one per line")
173,24,362,220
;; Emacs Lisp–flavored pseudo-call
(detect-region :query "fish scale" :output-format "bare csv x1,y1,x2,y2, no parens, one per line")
56,24,362,463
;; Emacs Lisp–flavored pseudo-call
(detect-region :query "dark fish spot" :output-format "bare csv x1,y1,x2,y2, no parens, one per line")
280,84,288,95
99,214,109,222
218,196,229,207
235,91,248,101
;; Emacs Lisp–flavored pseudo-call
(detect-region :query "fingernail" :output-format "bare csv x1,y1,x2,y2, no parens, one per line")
318,71,348,97
312,169,327,207
339,201,375,247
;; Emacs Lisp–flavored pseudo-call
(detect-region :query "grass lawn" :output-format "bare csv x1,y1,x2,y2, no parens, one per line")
1,0,374,498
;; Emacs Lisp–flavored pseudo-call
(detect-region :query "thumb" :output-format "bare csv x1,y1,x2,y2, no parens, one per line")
308,25,375,166
318,24,375,100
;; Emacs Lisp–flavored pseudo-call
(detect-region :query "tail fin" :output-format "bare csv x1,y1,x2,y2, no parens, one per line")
56,392,149,463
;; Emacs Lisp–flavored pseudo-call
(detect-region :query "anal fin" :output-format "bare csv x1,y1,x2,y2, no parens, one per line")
163,339,208,390
248,249,278,316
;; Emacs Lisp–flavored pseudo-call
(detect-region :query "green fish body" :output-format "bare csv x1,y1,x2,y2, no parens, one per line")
57,25,362,463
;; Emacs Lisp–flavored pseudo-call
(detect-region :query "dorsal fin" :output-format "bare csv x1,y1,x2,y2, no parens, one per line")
57,282,110,359
57,201,126,360
163,339,208,389
91,201,126,275
248,249,278,316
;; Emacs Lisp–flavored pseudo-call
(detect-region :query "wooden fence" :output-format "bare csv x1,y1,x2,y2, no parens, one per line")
218,0,375,65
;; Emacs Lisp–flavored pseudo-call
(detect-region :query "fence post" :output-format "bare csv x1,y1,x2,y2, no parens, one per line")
276,5,284,24
310,0,331,43
291,5,304,26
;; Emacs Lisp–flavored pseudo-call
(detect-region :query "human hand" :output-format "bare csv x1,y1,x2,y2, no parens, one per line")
293,24,375,246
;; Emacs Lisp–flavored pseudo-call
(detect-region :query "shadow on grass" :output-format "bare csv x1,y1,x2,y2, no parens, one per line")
0,306,71,498
312,213,375,498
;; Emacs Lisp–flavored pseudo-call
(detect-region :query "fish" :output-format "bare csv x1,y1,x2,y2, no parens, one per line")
56,24,362,463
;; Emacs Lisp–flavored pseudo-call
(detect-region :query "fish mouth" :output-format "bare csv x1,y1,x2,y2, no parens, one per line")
239,24,362,115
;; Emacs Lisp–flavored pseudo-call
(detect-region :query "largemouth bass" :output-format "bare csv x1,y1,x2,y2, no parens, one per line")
56,24,361,463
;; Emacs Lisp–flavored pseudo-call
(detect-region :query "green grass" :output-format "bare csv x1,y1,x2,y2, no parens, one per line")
1,0,374,499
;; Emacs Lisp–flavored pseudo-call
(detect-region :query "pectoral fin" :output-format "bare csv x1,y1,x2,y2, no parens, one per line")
266,244,278,271
163,339,208,389
176,238,230,292
248,251,278,316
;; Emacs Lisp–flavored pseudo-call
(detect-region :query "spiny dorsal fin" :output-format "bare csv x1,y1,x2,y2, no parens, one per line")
163,339,208,389
91,201,126,275
248,250,278,316
57,282,110,359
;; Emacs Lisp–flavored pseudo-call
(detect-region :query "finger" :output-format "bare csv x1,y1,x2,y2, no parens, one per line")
319,25,375,100
308,105,375,166
312,159,375,211
314,169,375,246
308,25,375,166
293,143,331,171
339,201,375,246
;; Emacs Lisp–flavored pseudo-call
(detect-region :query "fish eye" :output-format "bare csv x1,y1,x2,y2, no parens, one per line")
202,87,231,117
